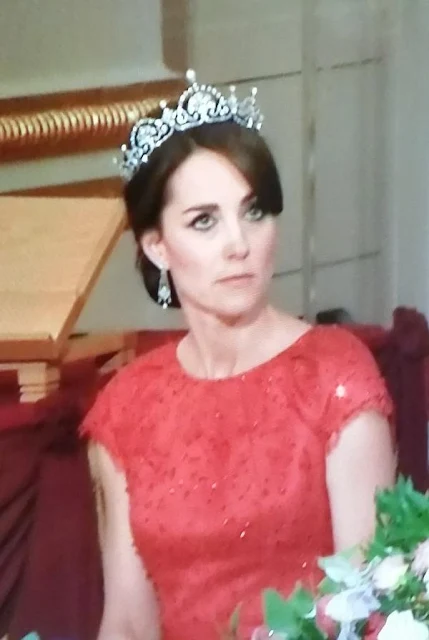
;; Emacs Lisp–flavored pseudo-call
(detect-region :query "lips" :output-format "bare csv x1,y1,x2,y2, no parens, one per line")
218,274,255,283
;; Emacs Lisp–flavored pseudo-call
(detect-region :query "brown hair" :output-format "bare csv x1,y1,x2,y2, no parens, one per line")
124,115,283,308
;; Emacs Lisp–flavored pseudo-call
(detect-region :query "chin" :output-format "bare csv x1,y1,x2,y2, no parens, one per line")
182,283,268,320
211,294,266,321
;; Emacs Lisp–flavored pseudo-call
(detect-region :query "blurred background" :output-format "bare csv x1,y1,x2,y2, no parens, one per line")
1,0,428,333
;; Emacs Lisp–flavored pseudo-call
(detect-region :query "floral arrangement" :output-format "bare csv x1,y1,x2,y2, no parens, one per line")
229,477,429,640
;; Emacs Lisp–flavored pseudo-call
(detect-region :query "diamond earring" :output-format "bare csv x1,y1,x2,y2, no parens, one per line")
157,267,172,309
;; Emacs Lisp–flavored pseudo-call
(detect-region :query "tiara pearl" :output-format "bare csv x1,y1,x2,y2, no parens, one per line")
119,69,264,181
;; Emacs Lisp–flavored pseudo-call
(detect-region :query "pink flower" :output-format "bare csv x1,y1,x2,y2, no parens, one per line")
315,595,337,639
250,628,270,640
363,612,386,640
250,627,285,640
412,539,429,577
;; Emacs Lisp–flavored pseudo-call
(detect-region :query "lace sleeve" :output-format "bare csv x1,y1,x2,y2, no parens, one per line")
80,372,128,469
319,327,393,452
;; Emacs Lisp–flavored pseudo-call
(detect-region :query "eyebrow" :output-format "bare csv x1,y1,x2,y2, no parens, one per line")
182,191,256,215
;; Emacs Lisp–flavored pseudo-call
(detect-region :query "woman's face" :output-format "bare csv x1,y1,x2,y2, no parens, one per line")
142,148,278,320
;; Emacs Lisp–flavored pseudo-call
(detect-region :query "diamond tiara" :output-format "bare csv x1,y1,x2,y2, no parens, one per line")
119,69,264,180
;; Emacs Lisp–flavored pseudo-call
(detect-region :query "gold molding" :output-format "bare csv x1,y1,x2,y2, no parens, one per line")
9,177,124,198
0,78,183,163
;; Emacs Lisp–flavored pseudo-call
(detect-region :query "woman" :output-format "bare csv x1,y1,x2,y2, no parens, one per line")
82,71,395,640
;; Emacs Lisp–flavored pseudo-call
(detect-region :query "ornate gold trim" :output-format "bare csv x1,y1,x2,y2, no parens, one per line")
9,177,123,198
0,79,183,163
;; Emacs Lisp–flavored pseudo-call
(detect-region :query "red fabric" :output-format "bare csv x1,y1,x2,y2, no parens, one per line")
8,441,102,640
0,363,106,640
0,425,41,636
82,325,392,640
349,307,429,491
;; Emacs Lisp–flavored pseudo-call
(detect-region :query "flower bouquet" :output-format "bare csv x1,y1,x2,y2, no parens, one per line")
229,477,429,640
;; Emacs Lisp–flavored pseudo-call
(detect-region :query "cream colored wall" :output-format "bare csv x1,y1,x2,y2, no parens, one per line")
0,0,172,98
385,0,429,319
163,0,390,326
0,0,392,331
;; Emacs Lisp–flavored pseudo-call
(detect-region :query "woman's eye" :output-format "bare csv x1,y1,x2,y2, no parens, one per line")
244,206,265,221
190,213,216,231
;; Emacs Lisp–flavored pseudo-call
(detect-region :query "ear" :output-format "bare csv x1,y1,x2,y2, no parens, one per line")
140,228,169,270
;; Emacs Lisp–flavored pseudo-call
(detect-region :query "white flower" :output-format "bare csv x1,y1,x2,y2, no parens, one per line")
412,540,429,577
337,623,360,640
377,611,429,640
372,555,408,592
325,586,380,623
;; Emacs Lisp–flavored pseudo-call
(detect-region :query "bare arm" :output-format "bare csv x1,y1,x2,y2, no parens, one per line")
93,443,160,640
326,410,396,553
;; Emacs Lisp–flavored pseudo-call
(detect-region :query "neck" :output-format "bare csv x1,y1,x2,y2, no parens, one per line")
178,302,281,379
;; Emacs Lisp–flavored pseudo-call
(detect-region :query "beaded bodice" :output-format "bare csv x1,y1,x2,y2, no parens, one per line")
82,325,391,640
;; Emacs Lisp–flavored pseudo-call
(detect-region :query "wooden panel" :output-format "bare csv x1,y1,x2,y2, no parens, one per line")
0,196,126,359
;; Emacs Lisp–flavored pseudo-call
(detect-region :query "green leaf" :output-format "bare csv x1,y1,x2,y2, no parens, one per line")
318,553,359,585
262,587,316,639
263,589,301,637
228,603,242,636
365,476,429,560
300,618,329,640
292,586,315,617
318,576,343,595
21,634,41,640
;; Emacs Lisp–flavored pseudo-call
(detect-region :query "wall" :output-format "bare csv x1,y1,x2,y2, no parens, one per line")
163,0,390,325
386,0,429,319
0,0,392,332
0,0,171,98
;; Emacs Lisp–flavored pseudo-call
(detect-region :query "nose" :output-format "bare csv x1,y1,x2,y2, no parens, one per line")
223,221,250,260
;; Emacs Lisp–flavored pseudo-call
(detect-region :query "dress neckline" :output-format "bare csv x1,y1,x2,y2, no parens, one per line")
171,324,319,383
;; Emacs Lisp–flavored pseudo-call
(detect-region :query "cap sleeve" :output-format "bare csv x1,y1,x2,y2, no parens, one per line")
80,370,131,469
80,342,175,469
317,327,393,451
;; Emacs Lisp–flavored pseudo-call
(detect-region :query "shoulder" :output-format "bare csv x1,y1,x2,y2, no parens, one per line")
299,324,375,362
103,339,178,401
295,324,388,397
295,325,393,445
80,340,179,458
289,324,383,385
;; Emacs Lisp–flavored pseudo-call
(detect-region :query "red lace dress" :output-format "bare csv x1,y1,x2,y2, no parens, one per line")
82,325,392,640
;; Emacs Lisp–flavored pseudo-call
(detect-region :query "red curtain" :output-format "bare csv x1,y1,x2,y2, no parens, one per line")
349,307,429,491
0,363,106,640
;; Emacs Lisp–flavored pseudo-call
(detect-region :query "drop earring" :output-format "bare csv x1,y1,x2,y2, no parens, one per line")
157,267,172,309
